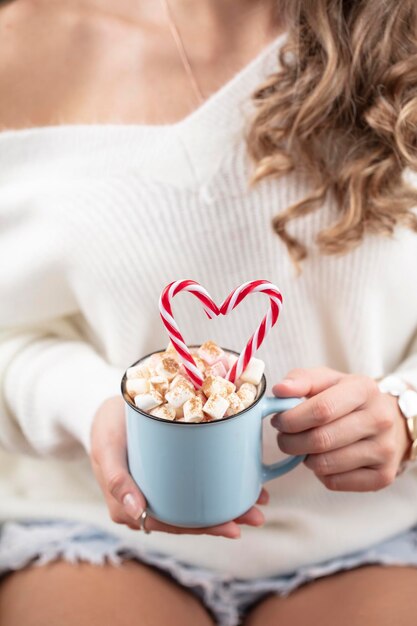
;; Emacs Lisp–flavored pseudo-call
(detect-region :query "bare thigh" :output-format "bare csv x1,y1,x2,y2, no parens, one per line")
244,565,417,626
0,559,215,626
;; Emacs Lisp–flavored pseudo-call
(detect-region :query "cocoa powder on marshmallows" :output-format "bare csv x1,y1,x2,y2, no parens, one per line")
125,342,264,423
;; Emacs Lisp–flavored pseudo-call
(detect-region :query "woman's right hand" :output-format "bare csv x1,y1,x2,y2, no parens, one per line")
90,396,268,539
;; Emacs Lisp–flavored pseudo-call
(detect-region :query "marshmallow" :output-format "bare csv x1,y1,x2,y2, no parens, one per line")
239,357,265,385
227,354,238,369
203,394,230,421
165,341,177,355
225,392,245,416
150,404,176,421
129,345,261,423
178,363,188,377
193,355,207,373
201,375,216,396
165,382,195,408
170,374,194,391
183,396,204,422
161,349,181,364
126,363,151,379
196,389,208,405
149,375,169,395
223,379,236,395
198,341,225,365
202,375,235,398
125,377,150,398
174,405,184,419
178,356,206,378
237,382,257,408
205,361,227,379
156,356,180,381
219,354,231,370
134,389,164,411
149,352,164,368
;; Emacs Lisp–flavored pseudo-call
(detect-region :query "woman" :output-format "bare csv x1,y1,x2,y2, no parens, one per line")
1,0,417,624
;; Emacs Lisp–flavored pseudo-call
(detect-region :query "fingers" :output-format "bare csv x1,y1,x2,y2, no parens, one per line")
141,496,267,538
143,501,267,538
277,410,377,456
316,467,397,492
304,437,395,476
91,400,270,540
143,517,242,538
90,404,146,524
130,494,266,536
256,487,270,505
146,491,269,535
272,367,345,399
234,506,265,526
272,376,378,434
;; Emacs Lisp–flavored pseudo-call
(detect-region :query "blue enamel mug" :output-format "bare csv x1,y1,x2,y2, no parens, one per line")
122,348,305,528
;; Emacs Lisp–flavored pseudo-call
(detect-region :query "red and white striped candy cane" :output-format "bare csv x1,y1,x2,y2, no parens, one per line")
220,280,283,384
159,280,220,388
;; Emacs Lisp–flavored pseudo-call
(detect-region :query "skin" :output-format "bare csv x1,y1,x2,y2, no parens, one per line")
0,1,416,624
92,365,412,533
272,367,412,491
0,0,282,129
90,396,268,538
243,565,417,626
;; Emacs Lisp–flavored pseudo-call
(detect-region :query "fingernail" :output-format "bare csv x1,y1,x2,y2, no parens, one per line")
279,378,294,385
122,493,143,521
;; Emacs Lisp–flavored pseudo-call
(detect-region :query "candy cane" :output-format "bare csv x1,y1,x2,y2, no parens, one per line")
220,280,283,383
159,280,220,388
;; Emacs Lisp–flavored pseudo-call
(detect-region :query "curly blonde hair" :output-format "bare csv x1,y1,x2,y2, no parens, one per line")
247,0,417,270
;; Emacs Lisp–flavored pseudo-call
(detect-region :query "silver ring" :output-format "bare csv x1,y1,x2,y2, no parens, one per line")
138,509,152,534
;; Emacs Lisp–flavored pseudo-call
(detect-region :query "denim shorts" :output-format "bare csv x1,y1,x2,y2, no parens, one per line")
2,519,417,626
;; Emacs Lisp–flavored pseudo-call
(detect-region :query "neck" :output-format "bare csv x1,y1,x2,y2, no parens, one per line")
88,0,283,53
171,0,268,18
163,0,282,44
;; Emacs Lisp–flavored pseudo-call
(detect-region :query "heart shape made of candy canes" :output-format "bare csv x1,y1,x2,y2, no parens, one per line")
159,279,283,388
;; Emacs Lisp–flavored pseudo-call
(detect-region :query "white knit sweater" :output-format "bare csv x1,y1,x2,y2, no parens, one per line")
2,32,417,578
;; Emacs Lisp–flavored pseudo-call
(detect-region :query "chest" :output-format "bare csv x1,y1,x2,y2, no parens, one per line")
56,156,417,363
3,14,272,130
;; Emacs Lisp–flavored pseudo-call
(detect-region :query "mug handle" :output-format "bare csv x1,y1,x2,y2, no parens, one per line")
261,396,306,482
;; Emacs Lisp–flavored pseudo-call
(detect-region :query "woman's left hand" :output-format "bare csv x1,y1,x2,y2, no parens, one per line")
271,367,411,492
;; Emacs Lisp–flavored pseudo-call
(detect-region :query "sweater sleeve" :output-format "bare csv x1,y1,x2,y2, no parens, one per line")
0,184,124,458
0,326,124,457
392,328,417,390
392,168,417,390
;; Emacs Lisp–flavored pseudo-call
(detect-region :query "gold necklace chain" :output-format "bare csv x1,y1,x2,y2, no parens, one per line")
159,0,205,106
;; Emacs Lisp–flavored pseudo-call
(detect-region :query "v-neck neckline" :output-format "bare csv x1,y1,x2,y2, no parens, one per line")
0,30,287,144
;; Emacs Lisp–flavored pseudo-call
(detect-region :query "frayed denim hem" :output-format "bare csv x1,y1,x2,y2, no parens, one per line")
2,520,417,626
0,520,238,626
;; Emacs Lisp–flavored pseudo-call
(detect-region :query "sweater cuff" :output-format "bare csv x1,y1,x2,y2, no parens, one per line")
387,365,417,476
4,338,125,455
392,367,417,392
